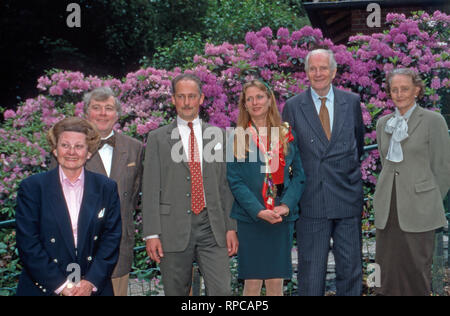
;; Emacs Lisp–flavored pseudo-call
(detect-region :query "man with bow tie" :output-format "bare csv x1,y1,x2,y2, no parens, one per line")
82,87,144,296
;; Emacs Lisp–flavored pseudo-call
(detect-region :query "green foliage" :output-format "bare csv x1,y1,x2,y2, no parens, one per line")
145,0,310,70
203,0,307,44
147,33,206,71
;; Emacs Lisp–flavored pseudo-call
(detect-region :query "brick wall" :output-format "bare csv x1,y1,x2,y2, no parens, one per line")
349,6,450,128
350,6,423,35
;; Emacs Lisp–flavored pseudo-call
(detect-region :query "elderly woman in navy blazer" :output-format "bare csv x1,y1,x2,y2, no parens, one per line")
15,117,121,296
227,80,306,296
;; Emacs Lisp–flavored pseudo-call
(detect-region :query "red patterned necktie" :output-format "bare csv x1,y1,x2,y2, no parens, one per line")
188,122,205,214
319,97,331,140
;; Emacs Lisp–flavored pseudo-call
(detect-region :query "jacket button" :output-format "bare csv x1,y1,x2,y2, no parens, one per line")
186,193,191,197
187,176,191,181
53,259,58,263
395,171,400,176
50,238,56,243
94,236,98,241
87,256,92,261
187,210,192,214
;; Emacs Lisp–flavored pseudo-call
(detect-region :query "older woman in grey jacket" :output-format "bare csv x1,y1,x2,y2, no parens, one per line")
373,68,450,296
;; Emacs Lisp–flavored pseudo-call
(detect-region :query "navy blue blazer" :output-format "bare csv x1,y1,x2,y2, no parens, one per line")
15,168,122,296
227,130,306,223
282,87,365,219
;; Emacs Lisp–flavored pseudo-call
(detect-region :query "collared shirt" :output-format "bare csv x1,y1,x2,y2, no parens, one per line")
59,166,85,248
177,116,203,171
56,166,98,294
311,86,335,132
98,130,114,177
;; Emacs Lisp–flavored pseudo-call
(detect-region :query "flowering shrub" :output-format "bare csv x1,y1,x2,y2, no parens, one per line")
0,10,448,294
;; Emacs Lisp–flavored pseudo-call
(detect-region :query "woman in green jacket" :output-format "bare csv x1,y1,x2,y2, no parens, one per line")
227,80,306,296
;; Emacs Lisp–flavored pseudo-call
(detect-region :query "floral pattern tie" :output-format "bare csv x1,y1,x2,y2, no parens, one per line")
188,122,205,214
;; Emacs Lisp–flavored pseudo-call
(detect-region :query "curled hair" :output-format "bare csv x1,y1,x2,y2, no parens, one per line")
385,68,425,99
83,87,122,116
47,117,101,154
305,49,337,72
234,80,289,158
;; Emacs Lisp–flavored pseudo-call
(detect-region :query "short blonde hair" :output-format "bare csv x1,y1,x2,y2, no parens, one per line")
47,117,101,154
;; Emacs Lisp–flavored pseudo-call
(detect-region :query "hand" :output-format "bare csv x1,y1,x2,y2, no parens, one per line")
72,280,94,296
273,204,289,217
146,238,164,264
61,283,76,296
226,230,239,257
257,209,282,224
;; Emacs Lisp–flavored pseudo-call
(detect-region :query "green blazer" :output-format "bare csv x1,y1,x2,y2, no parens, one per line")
374,106,450,232
227,130,306,223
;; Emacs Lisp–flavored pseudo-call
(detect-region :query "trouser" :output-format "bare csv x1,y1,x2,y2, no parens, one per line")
296,216,363,296
112,274,129,296
159,210,231,296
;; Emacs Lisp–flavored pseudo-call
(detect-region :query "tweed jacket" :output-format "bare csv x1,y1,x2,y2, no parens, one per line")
373,106,450,232
141,120,236,253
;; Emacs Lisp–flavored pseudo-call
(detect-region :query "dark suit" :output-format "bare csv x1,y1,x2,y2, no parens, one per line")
283,86,364,296
15,168,122,296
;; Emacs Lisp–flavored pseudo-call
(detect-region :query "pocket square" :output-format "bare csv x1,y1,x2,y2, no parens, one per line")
214,142,222,150
98,208,105,219
127,162,136,167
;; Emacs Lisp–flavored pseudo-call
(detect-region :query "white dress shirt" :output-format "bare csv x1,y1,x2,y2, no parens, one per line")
311,86,335,132
98,131,114,177
177,116,203,171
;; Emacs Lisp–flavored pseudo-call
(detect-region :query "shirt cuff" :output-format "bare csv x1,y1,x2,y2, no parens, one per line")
143,235,159,241
55,280,70,295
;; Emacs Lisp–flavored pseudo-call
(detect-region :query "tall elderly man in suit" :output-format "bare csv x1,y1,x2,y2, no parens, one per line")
82,87,144,296
142,74,238,296
282,49,365,296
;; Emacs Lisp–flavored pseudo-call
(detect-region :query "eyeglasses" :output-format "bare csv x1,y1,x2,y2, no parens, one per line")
58,142,87,152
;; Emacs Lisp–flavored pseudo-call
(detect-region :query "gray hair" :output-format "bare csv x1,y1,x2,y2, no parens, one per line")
386,68,425,99
171,73,203,95
305,49,337,72
83,87,122,116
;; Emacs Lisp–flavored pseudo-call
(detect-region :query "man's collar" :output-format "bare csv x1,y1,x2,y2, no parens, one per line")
101,130,115,140
177,116,201,127
311,86,334,101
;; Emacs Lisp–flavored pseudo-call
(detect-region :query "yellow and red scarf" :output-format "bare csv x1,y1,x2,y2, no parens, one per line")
248,122,294,210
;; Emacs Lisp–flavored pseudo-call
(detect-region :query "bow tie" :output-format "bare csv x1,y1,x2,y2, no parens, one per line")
99,135,116,149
